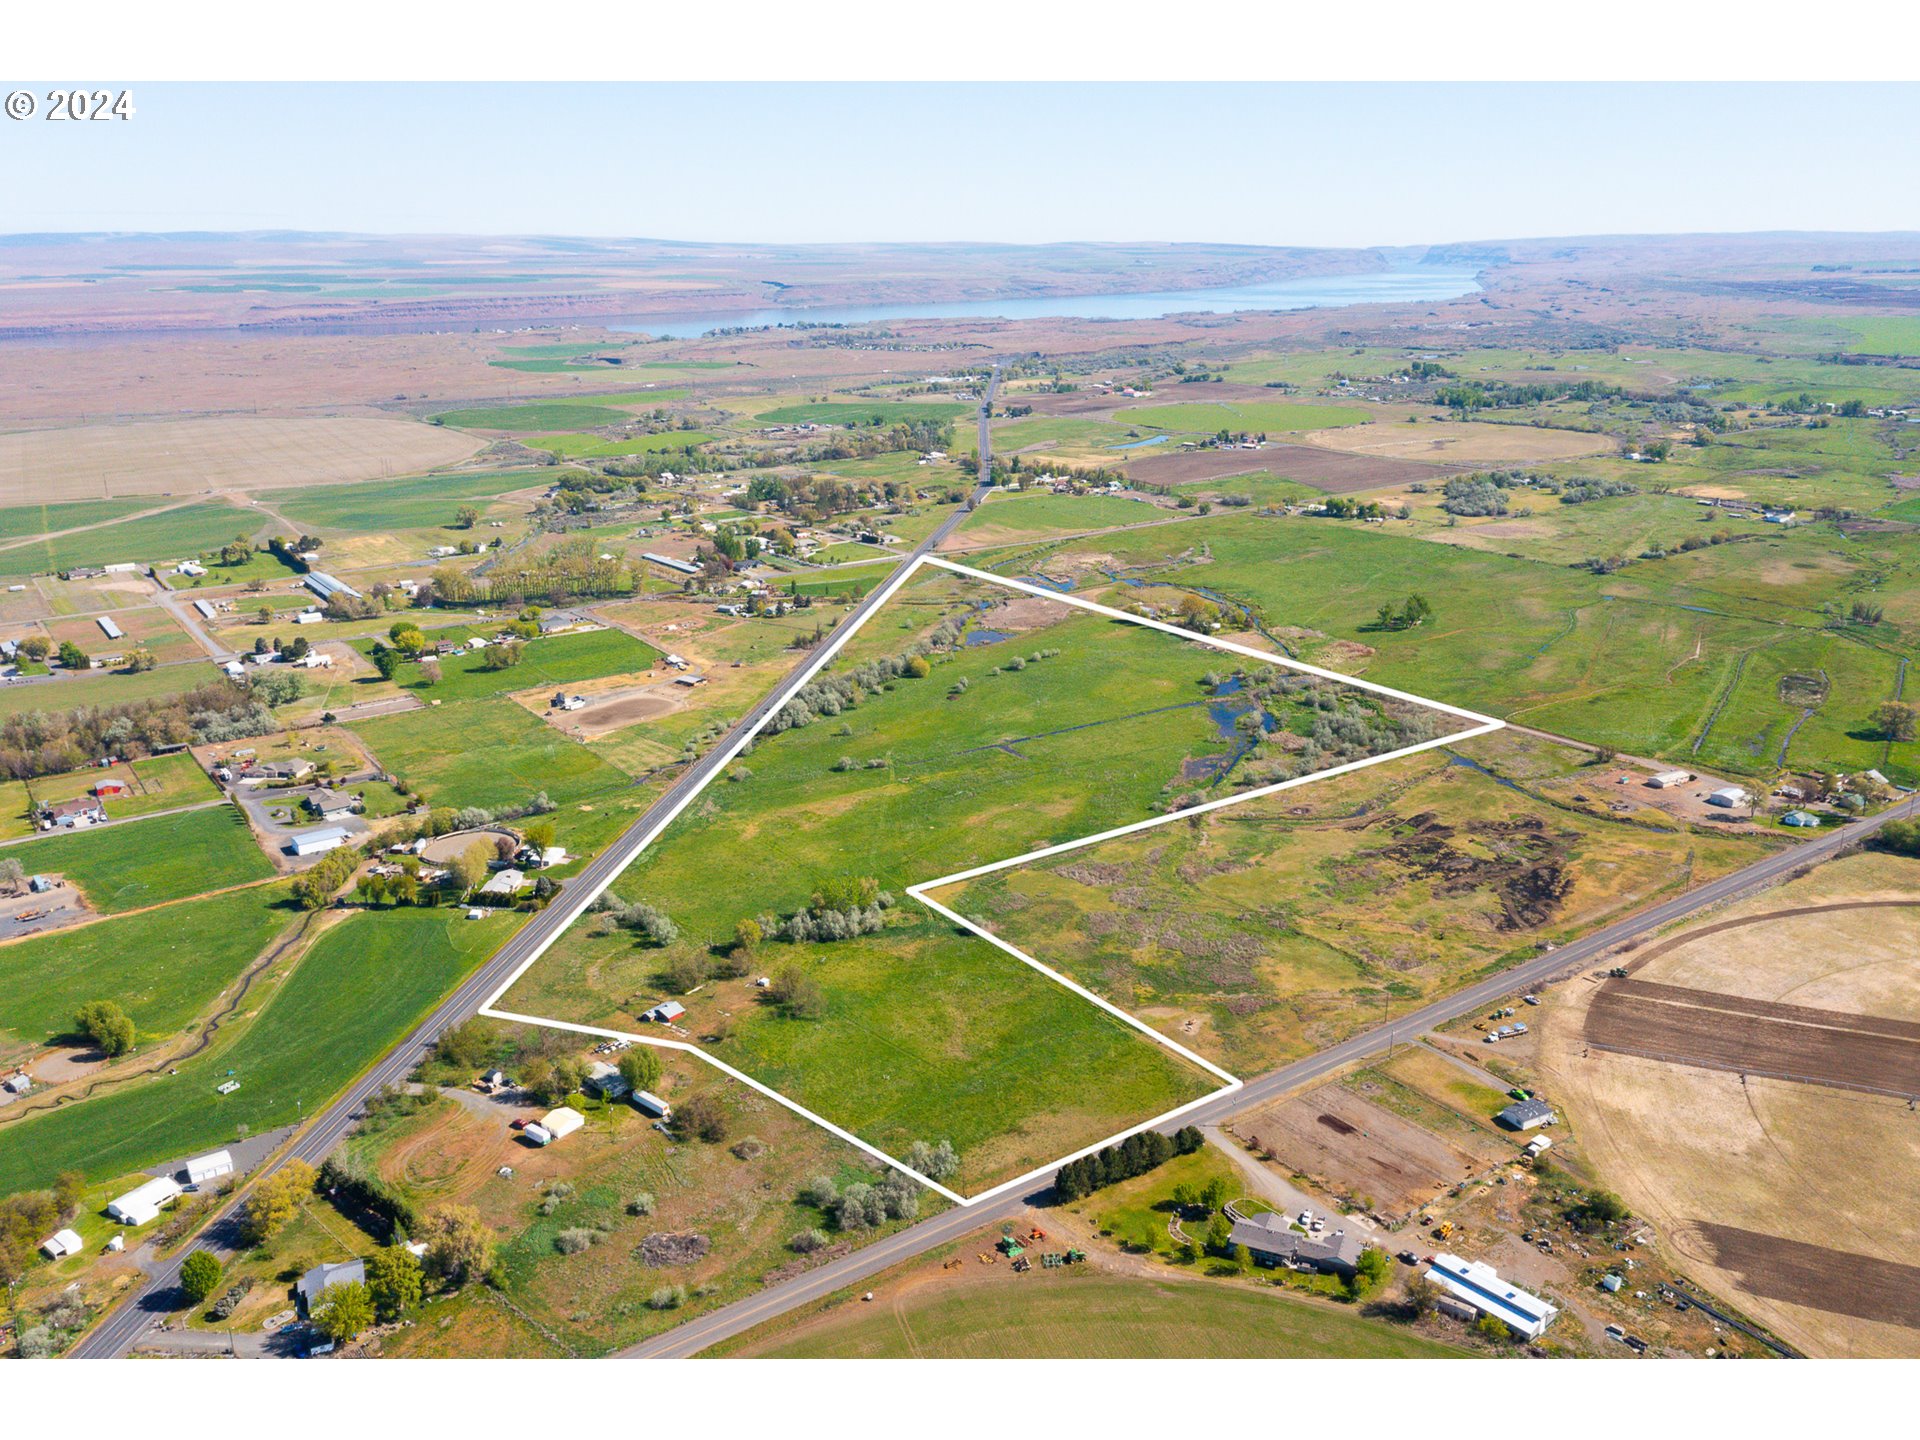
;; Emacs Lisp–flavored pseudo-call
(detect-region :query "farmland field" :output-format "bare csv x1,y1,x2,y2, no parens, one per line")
1118,401,1371,433
730,1266,1463,1359
0,503,264,578
272,469,552,533
758,400,970,426
9,804,275,913
953,492,1167,545
0,416,482,500
0,885,296,1063
502,568,1461,1190
349,625,662,704
0,906,515,1193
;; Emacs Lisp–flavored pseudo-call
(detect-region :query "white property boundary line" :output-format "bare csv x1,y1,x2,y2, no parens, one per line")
481,552,1503,1208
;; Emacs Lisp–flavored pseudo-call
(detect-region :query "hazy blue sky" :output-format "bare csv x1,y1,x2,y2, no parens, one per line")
5,82,1916,245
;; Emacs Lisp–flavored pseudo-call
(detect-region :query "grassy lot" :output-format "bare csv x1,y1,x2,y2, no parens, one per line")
997,511,1920,778
0,661,223,722
0,884,296,1062
507,580,1343,1189
349,625,661,704
0,907,515,1194
430,399,663,431
271,470,552,534
0,504,264,579
759,400,970,426
0,497,158,542
940,728,1783,1074
8,804,274,913
734,1267,1463,1358
956,492,1167,544
1118,402,1372,434
23,751,219,822
351,697,635,823
524,430,715,459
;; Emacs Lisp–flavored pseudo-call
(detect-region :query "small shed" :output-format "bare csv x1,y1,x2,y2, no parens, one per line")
184,1149,235,1186
40,1228,84,1259
1496,1098,1556,1131
648,1000,686,1025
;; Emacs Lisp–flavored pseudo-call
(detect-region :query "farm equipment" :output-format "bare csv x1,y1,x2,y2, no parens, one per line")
977,1252,997,1265
1027,1227,1047,1242
1011,1257,1031,1273
1432,1221,1455,1240
942,1258,963,1271
1065,1249,1086,1264
997,1235,1025,1258
1042,1253,1063,1269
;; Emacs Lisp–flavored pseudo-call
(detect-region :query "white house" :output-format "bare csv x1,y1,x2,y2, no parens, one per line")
478,867,525,897
295,651,333,668
1425,1253,1559,1339
184,1150,235,1186
40,1228,84,1259
107,1175,184,1226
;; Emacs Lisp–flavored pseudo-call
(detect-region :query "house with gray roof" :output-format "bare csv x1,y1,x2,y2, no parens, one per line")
1225,1210,1365,1277
296,1258,365,1315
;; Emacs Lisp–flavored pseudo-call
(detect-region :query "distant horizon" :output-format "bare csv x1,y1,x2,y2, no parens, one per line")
6,225,1920,250
5,83,1918,244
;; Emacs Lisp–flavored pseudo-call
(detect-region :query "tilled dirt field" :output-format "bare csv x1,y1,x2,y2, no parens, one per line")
1123,442,1464,493
1232,1084,1504,1218
1686,1223,1920,1332
1585,977,1920,1099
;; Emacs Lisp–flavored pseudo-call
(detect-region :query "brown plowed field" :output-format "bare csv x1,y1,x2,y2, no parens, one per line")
1585,979,1920,1099
1123,442,1463,494
1686,1224,1920,1332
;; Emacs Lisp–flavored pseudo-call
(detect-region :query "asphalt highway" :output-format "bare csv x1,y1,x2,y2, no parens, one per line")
72,366,1002,1359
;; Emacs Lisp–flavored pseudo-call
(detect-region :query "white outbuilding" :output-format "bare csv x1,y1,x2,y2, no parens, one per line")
1706,786,1750,809
107,1175,184,1226
288,825,352,857
184,1150,235,1186
40,1228,84,1259
541,1106,585,1142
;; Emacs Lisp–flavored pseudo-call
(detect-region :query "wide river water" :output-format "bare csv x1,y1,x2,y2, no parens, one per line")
612,267,1481,339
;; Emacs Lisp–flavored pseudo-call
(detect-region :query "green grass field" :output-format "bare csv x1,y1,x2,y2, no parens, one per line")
0,504,263,578
0,885,296,1061
351,697,634,819
0,497,158,542
0,662,224,722
350,625,661,704
957,492,1166,542
23,751,220,821
759,400,970,426
1118,401,1371,434
523,430,715,459
0,907,516,1193
506,579,1356,1188
737,1269,1463,1358
9,804,275,913
273,470,552,533
431,396,677,431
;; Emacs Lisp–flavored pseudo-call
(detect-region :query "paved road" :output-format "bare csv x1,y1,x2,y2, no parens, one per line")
620,786,1920,1358
70,364,1003,1359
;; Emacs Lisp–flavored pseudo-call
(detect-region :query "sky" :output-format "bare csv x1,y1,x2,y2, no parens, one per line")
4,82,1918,246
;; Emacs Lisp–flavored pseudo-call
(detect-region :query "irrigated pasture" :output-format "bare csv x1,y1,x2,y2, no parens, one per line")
1298,419,1610,464
1118,402,1371,434
507,572,1423,1189
1123,443,1461,493
10,804,275,914
0,416,482,500
0,907,514,1194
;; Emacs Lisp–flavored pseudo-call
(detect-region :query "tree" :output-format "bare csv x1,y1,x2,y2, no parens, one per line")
1405,1272,1439,1318
1204,1213,1234,1256
422,1205,494,1288
73,999,135,1057
57,641,89,671
451,840,493,895
364,1243,424,1319
1349,1246,1391,1296
126,649,157,673
369,644,402,682
733,917,763,955
674,1091,729,1143
905,654,931,679
1568,1188,1631,1232
239,1160,317,1245
179,1249,223,1304
1476,1313,1513,1343
617,1047,662,1095
315,1280,375,1342
0,858,23,892
454,505,480,530
1874,700,1917,743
